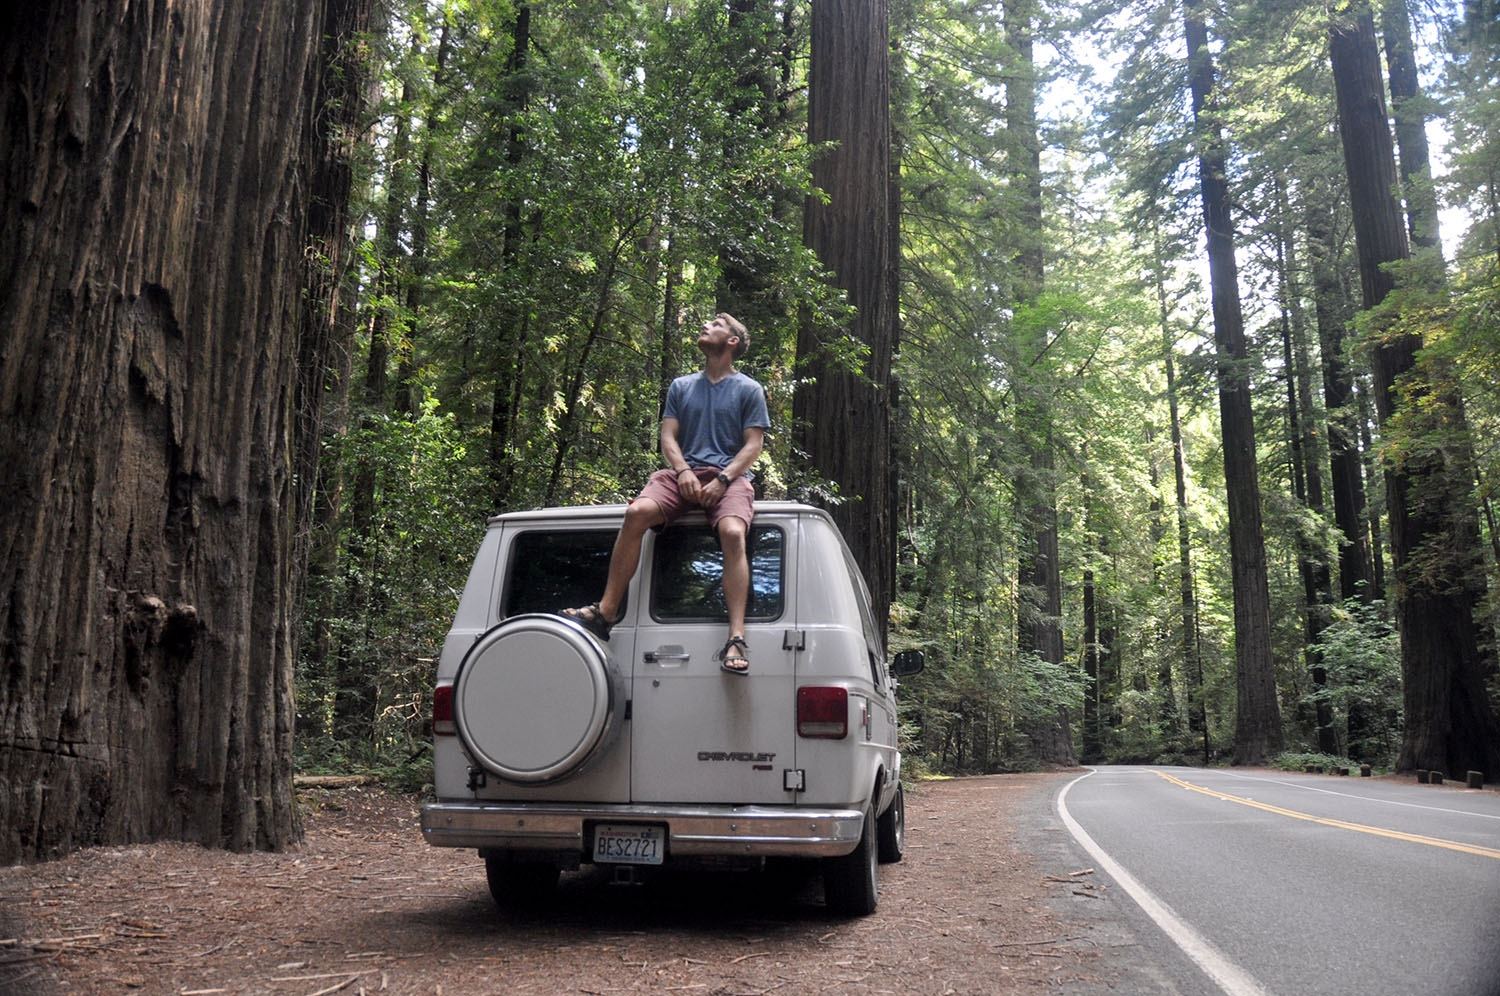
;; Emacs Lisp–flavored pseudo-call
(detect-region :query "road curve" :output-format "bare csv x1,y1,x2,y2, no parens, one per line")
1058,765,1500,996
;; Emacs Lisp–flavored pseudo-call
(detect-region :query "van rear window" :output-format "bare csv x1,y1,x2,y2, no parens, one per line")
651,525,784,622
503,530,618,618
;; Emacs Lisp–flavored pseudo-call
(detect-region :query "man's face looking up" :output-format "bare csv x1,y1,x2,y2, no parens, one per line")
698,315,739,357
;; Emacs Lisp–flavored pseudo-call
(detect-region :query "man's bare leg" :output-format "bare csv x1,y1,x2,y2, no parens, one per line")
718,515,750,672
597,498,665,621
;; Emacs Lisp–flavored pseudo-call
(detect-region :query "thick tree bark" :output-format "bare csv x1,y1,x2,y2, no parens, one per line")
295,0,374,744
1184,1,1283,764
1328,3,1500,777
796,0,896,636
0,0,372,862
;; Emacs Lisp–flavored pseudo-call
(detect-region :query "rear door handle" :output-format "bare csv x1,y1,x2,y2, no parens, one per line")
643,650,691,663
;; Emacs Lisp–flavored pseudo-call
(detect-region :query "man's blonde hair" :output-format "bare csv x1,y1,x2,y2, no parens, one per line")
720,312,749,359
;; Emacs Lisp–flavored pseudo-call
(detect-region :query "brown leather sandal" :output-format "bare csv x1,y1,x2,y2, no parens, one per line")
718,635,750,675
559,602,619,641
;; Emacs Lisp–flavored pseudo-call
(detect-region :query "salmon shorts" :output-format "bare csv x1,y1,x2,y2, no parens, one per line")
636,468,755,531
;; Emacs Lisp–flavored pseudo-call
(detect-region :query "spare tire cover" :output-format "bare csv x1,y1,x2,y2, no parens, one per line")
452,614,622,783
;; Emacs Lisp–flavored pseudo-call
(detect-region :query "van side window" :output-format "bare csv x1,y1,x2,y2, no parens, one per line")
842,547,885,688
652,525,784,622
502,530,618,618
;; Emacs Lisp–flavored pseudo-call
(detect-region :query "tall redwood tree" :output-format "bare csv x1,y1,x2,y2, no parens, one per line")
1183,0,1282,764
1327,2,1500,777
795,0,897,633
0,0,372,861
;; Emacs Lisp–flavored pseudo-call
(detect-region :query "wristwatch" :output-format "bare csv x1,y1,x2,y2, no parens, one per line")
716,471,732,486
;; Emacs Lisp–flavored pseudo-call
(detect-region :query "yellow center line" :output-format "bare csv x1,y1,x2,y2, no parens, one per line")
1153,770,1500,861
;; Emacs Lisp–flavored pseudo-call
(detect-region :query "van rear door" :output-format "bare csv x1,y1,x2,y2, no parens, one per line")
629,517,797,805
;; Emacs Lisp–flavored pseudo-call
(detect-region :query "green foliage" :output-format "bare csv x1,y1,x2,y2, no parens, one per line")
1309,598,1403,764
1269,751,1371,774
1440,4,1500,262
289,0,1496,783
297,404,489,766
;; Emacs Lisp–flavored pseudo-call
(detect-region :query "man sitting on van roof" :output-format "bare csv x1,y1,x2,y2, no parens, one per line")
561,312,770,675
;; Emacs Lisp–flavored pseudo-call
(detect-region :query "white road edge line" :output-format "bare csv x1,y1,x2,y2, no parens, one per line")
1215,770,1500,821
1057,768,1275,996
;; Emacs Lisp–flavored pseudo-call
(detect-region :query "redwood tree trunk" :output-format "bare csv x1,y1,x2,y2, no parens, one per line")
1276,181,1338,754
1328,3,1500,777
1152,221,1208,758
796,0,896,634
1184,1,1283,764
0,0,372,862
1305,188,1375,602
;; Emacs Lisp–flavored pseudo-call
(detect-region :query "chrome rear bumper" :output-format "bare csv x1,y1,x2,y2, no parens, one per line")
421,800,864,858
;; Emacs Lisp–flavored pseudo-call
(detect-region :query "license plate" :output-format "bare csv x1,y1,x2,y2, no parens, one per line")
593,824,665,866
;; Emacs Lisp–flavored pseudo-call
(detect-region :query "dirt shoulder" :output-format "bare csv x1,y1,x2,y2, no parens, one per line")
1,772,1124,995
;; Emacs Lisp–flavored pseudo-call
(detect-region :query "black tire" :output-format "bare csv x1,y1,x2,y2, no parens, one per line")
484,852,560,909
822,804,878,916
877,781,905,863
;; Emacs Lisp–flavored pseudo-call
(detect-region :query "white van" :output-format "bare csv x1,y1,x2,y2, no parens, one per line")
420,502,923,915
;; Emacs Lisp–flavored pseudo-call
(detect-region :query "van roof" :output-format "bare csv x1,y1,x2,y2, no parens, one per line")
485,501,834,529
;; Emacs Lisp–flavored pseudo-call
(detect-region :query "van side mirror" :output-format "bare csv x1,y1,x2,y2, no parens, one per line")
890,650,924,677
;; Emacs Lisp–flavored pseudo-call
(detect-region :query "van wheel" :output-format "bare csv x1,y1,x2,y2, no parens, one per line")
484,853,559,909
822,804,878,916
877,781,905,863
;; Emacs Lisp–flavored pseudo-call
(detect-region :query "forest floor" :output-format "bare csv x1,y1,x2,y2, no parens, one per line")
0,771,1132,995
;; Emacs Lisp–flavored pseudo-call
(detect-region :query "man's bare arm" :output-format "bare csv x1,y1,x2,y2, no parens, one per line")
660,418,689,472
660,417,705,504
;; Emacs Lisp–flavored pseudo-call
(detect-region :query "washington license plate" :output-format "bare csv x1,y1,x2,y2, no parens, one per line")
593,824,665,865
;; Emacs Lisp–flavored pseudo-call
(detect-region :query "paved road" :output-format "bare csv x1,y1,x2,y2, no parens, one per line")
1057,766,1500,996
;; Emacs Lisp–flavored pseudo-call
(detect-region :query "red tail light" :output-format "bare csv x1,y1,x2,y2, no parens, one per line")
433,683,455,736
798,685,848,739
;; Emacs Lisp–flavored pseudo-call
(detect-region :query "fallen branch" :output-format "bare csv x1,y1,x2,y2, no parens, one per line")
294,775,380,789
303,975,361,996
270,969,380,983
992,936,1085,949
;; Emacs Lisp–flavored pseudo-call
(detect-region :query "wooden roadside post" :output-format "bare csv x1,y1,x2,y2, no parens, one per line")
1467,771,1484,789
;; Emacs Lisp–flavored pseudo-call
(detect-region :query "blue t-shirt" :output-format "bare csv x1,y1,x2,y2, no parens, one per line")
664,371,771,474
